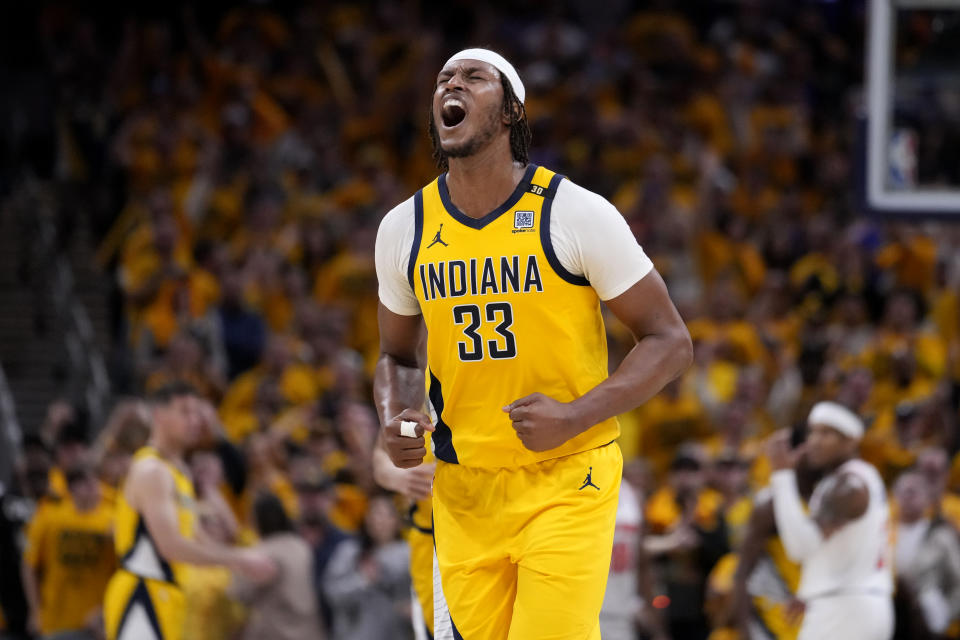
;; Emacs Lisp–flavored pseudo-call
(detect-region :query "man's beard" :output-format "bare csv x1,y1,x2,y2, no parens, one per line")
441,104,502,159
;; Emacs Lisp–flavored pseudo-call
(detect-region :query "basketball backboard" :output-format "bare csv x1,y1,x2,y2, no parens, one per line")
866,0,960,216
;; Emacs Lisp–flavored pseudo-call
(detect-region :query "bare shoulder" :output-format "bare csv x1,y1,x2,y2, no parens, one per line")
814,471,869,535
126,456,175,505
832,470,870,497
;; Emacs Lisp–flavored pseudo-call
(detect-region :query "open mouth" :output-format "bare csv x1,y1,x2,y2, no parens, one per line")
441,99,467,128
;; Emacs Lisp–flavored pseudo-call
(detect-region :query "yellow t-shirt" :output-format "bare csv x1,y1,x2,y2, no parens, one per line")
24,497,115,634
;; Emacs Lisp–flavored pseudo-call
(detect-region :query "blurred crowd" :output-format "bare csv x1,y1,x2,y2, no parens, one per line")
4,1,960,639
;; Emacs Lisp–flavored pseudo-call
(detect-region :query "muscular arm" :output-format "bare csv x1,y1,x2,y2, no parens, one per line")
573,270,693,427
506,270,693,451
373,305,434,468
771,470,868,561
812,473,869,538
129,458,237,567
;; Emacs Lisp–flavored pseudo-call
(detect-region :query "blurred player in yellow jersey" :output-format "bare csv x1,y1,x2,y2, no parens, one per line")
373,434,439,640
374,48,692,639
102,384,276,640
22,463,115,639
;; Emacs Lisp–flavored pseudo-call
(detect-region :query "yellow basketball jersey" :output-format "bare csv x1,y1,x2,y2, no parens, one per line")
410,164,619,467
114,446,197,585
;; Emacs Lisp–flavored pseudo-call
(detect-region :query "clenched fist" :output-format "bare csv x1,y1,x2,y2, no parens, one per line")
503,392,583,452
383,408,435,468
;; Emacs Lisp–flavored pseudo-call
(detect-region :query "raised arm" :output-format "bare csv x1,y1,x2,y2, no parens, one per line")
767,430,868,561
373,305,435,468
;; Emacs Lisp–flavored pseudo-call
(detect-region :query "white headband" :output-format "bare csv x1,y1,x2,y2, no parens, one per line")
445,48,525,104
808,401,864,441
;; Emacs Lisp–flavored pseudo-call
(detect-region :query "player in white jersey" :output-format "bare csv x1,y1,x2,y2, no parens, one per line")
767,401,894,640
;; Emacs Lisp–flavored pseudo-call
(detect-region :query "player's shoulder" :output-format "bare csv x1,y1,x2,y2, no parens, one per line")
376,194,418,245
379,194,417,227
839,458,883,485
827,463,874,509
554,175,617,210
551,175,623,227
129,454,175,490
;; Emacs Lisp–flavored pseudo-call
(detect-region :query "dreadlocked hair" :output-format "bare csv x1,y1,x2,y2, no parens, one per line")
429,75,531,172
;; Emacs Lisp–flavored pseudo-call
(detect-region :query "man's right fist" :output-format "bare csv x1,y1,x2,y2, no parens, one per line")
383,409,434,468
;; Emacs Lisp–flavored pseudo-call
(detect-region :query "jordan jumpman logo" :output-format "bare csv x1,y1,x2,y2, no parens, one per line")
579,467,600,491
427,224,449,248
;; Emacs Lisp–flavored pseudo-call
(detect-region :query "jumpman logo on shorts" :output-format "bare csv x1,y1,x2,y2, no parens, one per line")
427,224,449,248
579,467,599,491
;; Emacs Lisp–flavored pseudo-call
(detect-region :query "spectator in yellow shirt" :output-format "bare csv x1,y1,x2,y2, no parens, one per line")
632,376,710,479
22,464,116,639
220,334,319,442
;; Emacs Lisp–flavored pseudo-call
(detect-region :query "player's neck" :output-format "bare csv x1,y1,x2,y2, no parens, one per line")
446,144,526,219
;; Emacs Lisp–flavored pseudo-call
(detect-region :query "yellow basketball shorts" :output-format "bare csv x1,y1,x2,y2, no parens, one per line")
104,569,184,640
433,443,622,640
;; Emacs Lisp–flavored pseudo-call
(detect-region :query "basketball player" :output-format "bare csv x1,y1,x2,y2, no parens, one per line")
103,384,275,640
767,402,894,640
374,48,692,639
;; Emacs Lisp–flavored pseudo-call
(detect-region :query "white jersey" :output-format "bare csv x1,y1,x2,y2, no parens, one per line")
797,459,893,600
600,481,641,635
